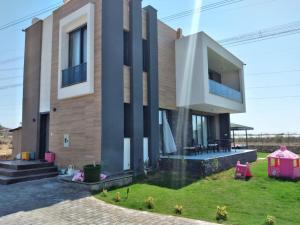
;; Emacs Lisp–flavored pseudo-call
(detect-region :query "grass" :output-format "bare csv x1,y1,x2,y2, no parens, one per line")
94,153,300,225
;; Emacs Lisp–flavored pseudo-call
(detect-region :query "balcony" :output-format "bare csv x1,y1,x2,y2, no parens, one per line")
62,63,87,88
209,79,242,102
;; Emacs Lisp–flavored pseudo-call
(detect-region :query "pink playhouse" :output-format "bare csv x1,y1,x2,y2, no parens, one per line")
267,145,300,180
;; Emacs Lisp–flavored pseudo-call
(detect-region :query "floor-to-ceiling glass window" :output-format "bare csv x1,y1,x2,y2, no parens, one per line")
192,115,208,147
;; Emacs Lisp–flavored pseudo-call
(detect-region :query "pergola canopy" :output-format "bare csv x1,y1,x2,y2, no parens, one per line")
230,123,254,131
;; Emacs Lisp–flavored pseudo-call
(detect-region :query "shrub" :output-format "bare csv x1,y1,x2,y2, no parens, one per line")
264,215,276,225
114,192,121,202
145,196,155,209
101,189,108,197
216,206,228,221
174,204,183,214
126,188,130,199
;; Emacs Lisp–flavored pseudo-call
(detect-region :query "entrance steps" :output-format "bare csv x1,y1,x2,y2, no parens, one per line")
0,160,58,185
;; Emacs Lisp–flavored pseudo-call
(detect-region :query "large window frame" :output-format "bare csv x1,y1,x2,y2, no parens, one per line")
58,3,94,100
192,115,208,147
68,24,87,68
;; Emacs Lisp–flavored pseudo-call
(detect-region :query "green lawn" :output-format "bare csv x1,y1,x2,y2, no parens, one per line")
94,153,300,225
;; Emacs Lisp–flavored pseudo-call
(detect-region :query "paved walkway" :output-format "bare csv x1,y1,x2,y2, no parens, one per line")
0,178,215,225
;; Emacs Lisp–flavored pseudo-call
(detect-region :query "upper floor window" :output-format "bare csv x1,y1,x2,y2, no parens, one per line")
58,3,95,99
209,70,221,83
62,25,87,88
69,25,87,67
124,30,130,66
123,30,148,72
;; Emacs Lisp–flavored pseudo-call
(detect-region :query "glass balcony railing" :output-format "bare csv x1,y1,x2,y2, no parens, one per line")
209,79,242,102
62,63,87,88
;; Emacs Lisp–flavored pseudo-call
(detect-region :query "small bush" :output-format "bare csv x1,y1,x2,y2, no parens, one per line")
126,188,130,199
216,206,228,221
114,192,121,202
174,204,183,214
264,215,276,225
101,189,108,197
145,196,155,209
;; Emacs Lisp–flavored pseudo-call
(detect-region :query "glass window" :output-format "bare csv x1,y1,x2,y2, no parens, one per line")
83,28,87,63
68,25,87,67
192,115,209,147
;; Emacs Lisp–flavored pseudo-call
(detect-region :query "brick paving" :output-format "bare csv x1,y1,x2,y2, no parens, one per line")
0,178,216,225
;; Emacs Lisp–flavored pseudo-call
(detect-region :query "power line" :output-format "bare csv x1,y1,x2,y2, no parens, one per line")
0,56,23,65
0,75,23,81
161,0,245,22
0,84,22,90
248,95,300,100
248,84,300,89
0,68,23,72
219,20,300,46
248,68,300,76
0,2,62,32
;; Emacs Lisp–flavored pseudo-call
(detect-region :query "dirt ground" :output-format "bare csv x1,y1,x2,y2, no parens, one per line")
0,144,12,160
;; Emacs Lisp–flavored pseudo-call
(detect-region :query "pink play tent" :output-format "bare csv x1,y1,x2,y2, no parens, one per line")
267,145,300,180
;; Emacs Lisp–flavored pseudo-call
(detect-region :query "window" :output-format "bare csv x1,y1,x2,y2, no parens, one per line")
192,115,208,147
124,30,130,66
69,25,87,67
294,159,299,168
62,25,87,88
58,3,94,99
209,70,221,83
123,30,148,72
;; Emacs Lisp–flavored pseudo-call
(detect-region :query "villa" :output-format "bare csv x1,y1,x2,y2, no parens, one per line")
11,0,254,179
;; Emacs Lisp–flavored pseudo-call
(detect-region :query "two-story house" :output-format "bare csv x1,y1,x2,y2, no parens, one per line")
21,0,246,176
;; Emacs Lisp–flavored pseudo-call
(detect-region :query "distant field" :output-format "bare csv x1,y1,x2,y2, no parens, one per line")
0,144,12,160
0,130,12,160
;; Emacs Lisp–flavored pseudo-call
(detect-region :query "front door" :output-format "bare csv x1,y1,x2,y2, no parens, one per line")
39,113,49,160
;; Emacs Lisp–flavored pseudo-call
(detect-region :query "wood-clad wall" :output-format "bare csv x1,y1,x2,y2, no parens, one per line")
49,0,101,169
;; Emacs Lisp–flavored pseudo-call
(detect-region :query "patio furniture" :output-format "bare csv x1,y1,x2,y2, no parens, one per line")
215,139,231,152
183,145,203,155
207,143,219,153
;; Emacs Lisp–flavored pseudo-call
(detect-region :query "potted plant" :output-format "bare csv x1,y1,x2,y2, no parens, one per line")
83,162,101,183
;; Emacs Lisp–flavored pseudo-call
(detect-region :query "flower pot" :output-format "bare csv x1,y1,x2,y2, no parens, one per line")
83,164,101,183
45,152,55,163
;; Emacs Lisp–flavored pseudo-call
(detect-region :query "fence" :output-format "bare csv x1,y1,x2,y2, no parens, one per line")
234,133,300,153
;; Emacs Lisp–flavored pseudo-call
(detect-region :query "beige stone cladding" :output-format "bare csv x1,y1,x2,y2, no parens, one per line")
49,0,101,169
158,21,177,110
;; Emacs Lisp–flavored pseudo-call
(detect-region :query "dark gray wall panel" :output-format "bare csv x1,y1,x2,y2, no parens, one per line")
129,0,144,174
101,0,124,174
144,6,159,168
219,113,230,139
21,21,43,155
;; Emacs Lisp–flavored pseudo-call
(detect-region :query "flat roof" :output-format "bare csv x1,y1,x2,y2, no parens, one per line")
230,123,254,131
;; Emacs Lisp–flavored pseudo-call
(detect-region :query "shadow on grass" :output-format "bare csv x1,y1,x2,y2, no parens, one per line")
134,170,203,190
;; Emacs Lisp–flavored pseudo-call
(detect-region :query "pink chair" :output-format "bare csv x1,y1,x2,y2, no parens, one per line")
235,161,252,179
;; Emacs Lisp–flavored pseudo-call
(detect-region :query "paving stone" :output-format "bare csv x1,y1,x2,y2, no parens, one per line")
0,178,216,225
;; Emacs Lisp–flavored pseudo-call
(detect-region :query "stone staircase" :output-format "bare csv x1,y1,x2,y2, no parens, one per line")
0,160,58,185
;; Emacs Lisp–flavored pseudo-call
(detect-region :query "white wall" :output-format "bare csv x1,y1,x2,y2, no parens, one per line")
57,3,95,100
175,32,246,114
39,15,53,113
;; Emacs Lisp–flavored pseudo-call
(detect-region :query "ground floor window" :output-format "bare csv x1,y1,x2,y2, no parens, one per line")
192,115,208,147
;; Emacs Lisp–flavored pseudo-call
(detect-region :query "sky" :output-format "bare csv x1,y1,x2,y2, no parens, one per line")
0,0,300,133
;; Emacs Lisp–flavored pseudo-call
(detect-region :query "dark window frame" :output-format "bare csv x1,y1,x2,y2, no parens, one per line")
68,24,87,68
124,30,130,67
